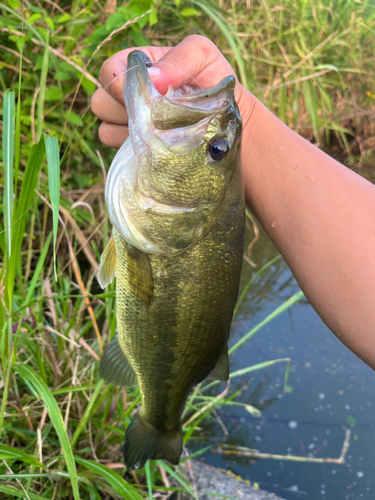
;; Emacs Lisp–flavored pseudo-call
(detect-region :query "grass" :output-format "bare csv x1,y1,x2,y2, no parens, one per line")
0,0,374,498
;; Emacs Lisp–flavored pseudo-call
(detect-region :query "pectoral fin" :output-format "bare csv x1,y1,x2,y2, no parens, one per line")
126,244,154,307
98,237,117,288
99,334,138,387
209,350,229,381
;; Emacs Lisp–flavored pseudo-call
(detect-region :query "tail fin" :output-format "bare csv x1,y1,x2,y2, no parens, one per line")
124,413,183,469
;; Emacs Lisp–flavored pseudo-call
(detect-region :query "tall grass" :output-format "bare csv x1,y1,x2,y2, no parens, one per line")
0,0,374,498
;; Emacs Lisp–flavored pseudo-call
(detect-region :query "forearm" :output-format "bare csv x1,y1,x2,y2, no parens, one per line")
240,88,375,369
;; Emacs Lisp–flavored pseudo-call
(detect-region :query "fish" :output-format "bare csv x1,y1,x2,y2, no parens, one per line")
98,50,245,469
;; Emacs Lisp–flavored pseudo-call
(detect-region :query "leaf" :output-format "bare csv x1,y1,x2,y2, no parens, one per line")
180,8,201,16
44,134,60,280
75,457,144,500
45,16,54,31
0,444,44,468
81,76,97,94
7,0,19,9
105,12,126,31
57,13,71,23
149,5,158,26
44,86,63,101
17,365,80,500
28,13,42,24
130,28,149,47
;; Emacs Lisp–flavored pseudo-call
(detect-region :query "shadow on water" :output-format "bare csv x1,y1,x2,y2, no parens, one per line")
187,156,375,499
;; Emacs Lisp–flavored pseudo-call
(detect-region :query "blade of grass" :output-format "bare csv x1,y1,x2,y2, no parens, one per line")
144,460,153,500
3,89,15,270
157,461,196,499
17,365,80,500
0,444,44,468
0,485,47,500
8,136,45,307
1,89,15,434
75,457,144,500
36,31,49,139
234,255,281,317
14,38,25,187
191,0,248,88
70,379,104,448
25,233,52,305
230,358,291,391
229,290,304,354
44,134,60,280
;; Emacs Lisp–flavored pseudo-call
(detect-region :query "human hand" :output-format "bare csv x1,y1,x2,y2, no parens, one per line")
91,35,253,148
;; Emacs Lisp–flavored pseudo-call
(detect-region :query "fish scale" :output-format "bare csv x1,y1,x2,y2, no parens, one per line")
98,50,244,469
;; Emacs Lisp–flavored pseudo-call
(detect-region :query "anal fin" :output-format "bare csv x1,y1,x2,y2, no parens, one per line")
99,334,138,387
208,350,229,381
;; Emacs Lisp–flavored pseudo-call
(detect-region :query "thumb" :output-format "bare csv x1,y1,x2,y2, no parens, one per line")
150,35,237,96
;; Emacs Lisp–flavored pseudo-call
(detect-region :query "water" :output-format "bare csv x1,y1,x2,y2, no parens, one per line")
190,224,375,500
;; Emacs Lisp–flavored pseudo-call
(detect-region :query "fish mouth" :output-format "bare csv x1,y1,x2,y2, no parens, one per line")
125,50,236,131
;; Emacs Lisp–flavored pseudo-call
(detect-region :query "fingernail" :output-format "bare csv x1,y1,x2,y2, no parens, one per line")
147,66,161,77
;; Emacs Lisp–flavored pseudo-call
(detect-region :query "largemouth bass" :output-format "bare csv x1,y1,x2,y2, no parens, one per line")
98,50,244,469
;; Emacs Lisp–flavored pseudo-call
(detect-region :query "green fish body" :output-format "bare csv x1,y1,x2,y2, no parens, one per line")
98,51,244,469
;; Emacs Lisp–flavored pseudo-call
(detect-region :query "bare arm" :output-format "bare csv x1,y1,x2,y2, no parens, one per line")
241,92,375,368
92,35,375,369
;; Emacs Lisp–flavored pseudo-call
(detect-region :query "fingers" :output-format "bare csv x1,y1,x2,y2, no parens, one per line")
93,35,247,149
150,35,238,96
91,87,128,125
98,122,129,149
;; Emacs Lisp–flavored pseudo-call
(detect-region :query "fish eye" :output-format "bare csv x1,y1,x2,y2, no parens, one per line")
208,139,229,161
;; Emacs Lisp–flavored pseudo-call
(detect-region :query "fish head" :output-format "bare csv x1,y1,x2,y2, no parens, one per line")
106,50,242,255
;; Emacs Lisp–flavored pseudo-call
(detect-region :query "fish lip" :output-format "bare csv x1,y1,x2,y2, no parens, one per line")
169,75,236,101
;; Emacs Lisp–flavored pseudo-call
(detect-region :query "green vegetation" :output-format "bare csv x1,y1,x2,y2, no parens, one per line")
0,0,374,498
